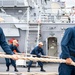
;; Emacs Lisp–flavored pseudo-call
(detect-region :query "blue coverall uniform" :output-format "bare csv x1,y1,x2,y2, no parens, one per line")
0,27,13,55
5,44,20,71
59,27,75,75
28,46,45,71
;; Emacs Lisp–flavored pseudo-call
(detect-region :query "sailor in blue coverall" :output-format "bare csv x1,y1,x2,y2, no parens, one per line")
59,27,75,75
27,42,46,72
5,40,20,72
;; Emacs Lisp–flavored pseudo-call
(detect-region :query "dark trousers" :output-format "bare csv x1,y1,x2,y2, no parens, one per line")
5,58,16,67
28,61,43,67
59,63,75,75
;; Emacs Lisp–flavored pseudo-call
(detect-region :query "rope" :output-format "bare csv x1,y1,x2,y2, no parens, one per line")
16,72,58,75
0,54,75,66
27,53,59,59
0,72,58,75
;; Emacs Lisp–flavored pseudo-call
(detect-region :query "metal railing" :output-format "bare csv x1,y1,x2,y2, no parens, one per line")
0,8,75,23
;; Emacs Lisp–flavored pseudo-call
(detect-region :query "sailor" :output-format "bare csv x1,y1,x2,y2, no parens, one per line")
59,27,75,75
5,40,20,72
0,27,18,59
27,42,46,72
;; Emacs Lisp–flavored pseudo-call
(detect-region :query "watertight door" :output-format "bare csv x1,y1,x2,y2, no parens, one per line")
47,37,58,56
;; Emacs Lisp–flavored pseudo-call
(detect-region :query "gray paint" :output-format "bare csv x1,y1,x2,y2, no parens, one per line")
41,23,75,56
0,23,26,63
0,0,74,63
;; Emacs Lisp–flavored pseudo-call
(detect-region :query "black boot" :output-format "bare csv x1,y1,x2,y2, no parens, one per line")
27,66,30,72
6,66,9,71
40,66,46,72
14,69,18,72
14,66,18,72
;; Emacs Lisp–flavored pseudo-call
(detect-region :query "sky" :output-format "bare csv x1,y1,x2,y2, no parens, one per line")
61,0,75,8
